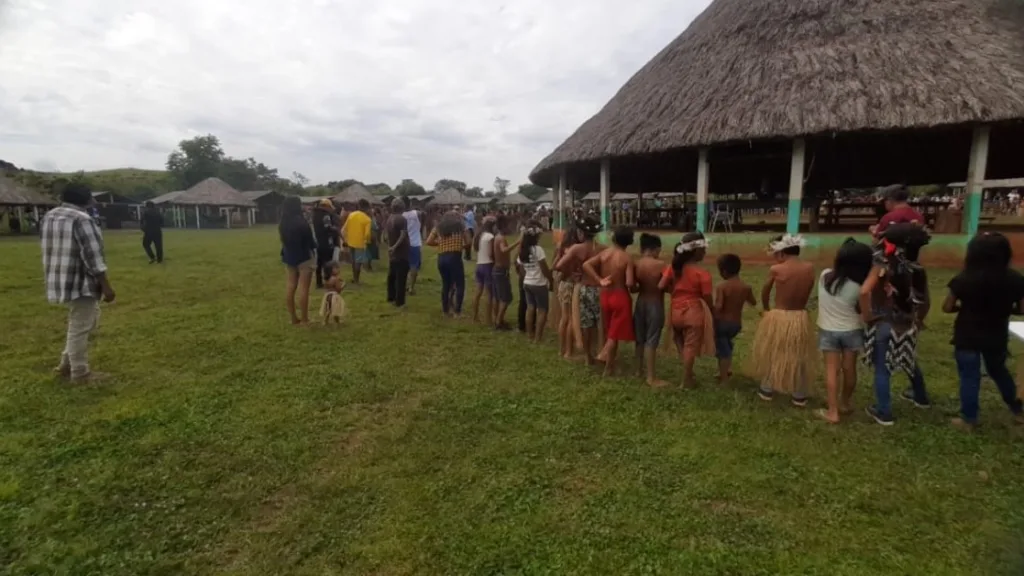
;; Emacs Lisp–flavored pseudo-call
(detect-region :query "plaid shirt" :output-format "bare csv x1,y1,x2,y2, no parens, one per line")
41,204,108,303
434,232,464,254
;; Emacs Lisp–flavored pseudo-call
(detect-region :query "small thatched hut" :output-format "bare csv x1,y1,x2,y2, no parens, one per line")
530,0,1024,236
243,190,287,224
158,178,256,229
332,183,382,207
429,188,470,207
0,175,55,233
91,191,140,229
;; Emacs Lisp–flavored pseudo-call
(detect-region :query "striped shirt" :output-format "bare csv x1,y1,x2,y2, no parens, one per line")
41,203,108,303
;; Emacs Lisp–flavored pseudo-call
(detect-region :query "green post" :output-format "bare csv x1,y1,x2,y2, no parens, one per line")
696,202,707,233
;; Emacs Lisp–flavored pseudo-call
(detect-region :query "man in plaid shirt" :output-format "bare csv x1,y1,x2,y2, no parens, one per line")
41,182,116,382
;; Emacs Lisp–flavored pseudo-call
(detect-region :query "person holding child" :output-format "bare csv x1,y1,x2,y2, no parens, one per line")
749,234,817,406
632,233,670,388
712,254,755,385
942,232,1024,431
815,239,874,424
659,231,716,389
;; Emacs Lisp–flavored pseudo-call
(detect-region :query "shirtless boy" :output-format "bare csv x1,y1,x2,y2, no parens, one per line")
583,226,636,376
713,253,756,384
631,233,670,387
554,216,604,364
491,214,520,330
748,234,818,406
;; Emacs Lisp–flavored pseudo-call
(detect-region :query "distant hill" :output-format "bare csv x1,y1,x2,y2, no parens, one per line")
0,162,178,201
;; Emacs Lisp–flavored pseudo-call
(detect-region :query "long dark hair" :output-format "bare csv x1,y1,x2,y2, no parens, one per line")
880,223,930,315
671,231,705,275
474,217,496,252
519,220,542,264
963,232,1012,282
278,196,307,243
824,238,873,295
437,210,464,237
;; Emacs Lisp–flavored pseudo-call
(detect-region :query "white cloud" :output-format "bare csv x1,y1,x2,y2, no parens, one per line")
0,0,711,189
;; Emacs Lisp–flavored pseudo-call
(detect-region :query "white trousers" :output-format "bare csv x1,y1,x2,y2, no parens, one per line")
59,297,100,377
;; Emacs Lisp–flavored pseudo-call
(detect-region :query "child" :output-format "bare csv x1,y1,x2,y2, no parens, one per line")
554,222,582,359
713,254,756,385
859,223,932,425
517,221,555,343
472,217,497,324
749,234,817,406
943,232,1024,430
658,232,715,388
491,214,520,330
319,262,347,325
554,217,604,364
583,226,636,376
632,233,670,388
815,239,873,424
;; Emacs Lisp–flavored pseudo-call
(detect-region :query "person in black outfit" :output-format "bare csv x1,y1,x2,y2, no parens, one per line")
141,201,164,263
385,198,410,308
311,199,339,288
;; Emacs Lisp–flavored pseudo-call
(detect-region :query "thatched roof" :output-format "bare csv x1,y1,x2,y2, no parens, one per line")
498,193,535,205
0,176,56,206
430,188,469,205
151,190,184,204
242,190,274,200
531,0,1024,187
332,183,382,205
173,178,254,207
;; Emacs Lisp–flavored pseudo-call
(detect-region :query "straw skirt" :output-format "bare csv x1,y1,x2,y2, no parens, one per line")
748,309,817,395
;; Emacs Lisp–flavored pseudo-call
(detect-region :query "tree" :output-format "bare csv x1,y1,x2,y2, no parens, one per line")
517,183,549,201
434,179,466,193
493,177,510,198
327,179,363,191
465,186,484,198
394,179,427,197
292,172,309,187
166,134,225,188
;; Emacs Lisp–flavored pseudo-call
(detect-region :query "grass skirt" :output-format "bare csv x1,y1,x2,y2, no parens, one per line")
571,283,583,351
319,291,346,322
747,309,816,395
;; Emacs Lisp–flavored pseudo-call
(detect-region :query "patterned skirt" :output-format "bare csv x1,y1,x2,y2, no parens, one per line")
862,324,918,376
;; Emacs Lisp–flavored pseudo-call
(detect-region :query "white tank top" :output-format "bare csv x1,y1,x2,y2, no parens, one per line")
477,232,494,265
402,210,422,247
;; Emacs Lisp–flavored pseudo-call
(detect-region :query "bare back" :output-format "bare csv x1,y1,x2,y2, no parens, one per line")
595,248,633,290
715,277,754,323
635,257,666,301
494,233,512,268
767,259,816,310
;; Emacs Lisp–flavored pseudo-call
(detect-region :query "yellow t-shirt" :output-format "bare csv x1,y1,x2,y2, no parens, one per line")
344,211,371,249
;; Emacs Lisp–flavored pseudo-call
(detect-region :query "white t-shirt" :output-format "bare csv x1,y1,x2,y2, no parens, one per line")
402,210,422,248
477,232,494,265
517,246,548,287
816,269,863,332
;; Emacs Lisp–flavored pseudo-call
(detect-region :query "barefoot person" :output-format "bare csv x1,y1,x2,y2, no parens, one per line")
815,239,873,423
554,222,582,359
42,182,117,383
491,214,520,330
554,217,604,364
279,196,317,325
713,254,756,385
660,232,715,388
583,226,636,376
632,233,670,387
472,217,497,323
319,262,347,325
401,197,424,295
516,220,555,342
749,234,817,406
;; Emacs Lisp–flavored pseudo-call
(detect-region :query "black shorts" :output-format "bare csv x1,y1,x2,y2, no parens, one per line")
492,267,513,304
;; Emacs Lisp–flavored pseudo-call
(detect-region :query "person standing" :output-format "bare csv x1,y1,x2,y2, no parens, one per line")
279,196,317,324
463,205,476,261
341,199,372,284
402,196,425,295
871,185,924,238
41,182,116,383
312,199,339,288
141,201,164,264
386,199,410,309
426,211,472,317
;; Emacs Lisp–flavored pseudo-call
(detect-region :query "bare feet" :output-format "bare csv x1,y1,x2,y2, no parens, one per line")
53,365,71,379
682,379,698,390
647,379,671,389
815,408,840,424
70,371,109,384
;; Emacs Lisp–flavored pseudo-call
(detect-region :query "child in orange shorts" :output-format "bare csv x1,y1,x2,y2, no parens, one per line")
658,232,716,388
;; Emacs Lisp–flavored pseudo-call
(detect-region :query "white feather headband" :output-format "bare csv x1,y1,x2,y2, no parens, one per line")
675,238,709,254
523,226,542,236
768,234,806,253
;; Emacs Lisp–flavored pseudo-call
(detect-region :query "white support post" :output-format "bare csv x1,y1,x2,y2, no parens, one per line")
787,138,806,236
696,148,709,233
225,208,231,229
600,159,610,239
33,206,40,223
557,167,567,230
965,125,990,237
195,205,201,230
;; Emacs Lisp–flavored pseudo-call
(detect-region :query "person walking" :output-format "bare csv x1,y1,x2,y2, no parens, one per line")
41,182,116,383
402,196,425,295
341,199,372,284
311,199,339,288
426,211,472,317
386,199,411,308
141,201,164,263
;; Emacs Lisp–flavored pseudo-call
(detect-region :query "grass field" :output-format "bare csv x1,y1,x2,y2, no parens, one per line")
3,228,1024,575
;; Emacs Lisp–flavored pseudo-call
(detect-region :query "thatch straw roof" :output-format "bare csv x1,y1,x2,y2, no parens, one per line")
0,176,57,206
531,0,1024,187
430,188,470,205
242,190,275,200
332,183,382,205
151,190,184,204
175,178,255,207
498,193,535,205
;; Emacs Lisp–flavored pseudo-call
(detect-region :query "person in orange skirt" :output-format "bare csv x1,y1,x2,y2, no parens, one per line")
583,226,636,376
659,232,716,388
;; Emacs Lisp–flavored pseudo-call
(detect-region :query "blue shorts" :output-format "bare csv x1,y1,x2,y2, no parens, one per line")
714,320,742,359
818,328,863,352
408,246,422,271
351,248,369,264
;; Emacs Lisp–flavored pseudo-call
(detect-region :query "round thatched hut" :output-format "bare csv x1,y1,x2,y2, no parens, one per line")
530,0,1024,236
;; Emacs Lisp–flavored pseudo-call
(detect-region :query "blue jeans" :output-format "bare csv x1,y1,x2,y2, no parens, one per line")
872,322,929,418
438,252,465,314
954,349,1023,424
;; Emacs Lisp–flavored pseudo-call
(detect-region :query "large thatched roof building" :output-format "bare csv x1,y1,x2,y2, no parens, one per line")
154,178,257,229
333,183,382,206
0,176,56,206
530,0,1024,235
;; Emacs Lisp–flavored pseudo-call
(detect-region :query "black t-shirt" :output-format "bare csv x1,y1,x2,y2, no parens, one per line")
949,269,1024,351
387,215,409,262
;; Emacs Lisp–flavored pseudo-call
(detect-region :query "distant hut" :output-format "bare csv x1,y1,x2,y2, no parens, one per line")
332,183,382,207
429,188,470,207
158,178,256,229
243,190,287,224
91,191,139,229
530,0,1024,236
0,175,56,233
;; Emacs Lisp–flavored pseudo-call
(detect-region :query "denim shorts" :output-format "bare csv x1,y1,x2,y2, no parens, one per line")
818,328,864,352
714,320,742,359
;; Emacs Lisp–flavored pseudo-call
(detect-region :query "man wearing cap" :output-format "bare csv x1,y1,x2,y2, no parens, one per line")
871,185,924,238
312,198,339,288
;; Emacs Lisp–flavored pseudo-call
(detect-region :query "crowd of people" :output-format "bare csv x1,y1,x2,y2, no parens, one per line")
34,181,1024,432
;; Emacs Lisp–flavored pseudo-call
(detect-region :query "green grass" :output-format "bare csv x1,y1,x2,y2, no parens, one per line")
2,229,1024,575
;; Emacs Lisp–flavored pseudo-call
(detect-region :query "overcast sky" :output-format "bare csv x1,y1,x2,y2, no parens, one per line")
0,0,710,189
